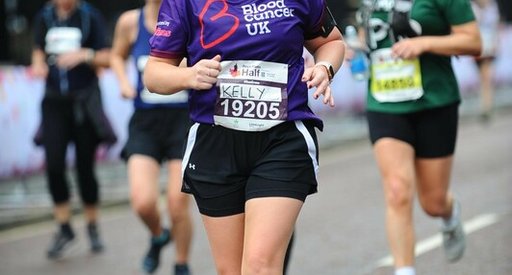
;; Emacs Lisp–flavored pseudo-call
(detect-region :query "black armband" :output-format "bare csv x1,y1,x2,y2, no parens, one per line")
305,5,338,39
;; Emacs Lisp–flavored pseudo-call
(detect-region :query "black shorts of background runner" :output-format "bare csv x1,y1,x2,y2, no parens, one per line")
367,102,459,158
182,120,319,217
121,107,190,163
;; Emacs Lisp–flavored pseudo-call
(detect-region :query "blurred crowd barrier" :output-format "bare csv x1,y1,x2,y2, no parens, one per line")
1,27,511,180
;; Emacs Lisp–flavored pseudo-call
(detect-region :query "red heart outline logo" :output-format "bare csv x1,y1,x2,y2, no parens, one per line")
199,0,240,49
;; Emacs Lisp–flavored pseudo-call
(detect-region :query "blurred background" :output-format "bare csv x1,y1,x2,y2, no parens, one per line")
0,0,511,64
0,0,142,65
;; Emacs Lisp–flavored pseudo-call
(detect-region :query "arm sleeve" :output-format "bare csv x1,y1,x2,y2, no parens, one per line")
149,0,188,59
87,9,108,50
32,11,47,50
440,0,476,25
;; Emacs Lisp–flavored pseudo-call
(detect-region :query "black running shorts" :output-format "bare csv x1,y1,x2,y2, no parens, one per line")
121,108,190,163
182,121,319,217
366,103,459,158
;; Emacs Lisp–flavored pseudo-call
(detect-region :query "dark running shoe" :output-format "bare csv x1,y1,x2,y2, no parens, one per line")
174,263,191,275
87,223,104,253
142,228,172,274
47,230,75,259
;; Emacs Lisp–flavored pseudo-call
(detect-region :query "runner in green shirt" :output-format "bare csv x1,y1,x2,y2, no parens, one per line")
353,0,481,274
365,0,477,113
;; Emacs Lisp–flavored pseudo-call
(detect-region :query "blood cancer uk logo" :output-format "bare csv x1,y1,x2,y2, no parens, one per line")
241,0,294,36
199,0,295,49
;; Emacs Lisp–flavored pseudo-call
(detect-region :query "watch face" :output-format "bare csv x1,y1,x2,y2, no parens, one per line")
328,65,335,79
325,64,334,80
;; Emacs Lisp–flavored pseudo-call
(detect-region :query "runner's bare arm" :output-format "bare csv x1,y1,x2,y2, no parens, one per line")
30,48,48,78
391,21,481,59
144,55,221,94
110,9,138,98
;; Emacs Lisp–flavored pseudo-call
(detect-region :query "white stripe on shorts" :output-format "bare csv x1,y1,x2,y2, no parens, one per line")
181,123,200,179
294,121,319,179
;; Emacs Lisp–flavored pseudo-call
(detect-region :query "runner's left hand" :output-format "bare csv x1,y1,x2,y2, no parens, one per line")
302,65,335,107
391,37,426,59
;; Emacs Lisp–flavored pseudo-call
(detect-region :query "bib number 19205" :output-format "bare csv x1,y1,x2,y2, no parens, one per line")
219,99,281,120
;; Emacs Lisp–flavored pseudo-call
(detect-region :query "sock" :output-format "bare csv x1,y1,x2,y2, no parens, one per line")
152,228,168,243
175,263,189,271
442,200,460,229
87,222,99,234
60,223,74,237
395,266,416,275
87,222,97,229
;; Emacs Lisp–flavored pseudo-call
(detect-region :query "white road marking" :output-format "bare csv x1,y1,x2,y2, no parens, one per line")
375,213,501,267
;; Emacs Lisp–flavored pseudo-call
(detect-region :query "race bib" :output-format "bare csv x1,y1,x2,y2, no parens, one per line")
370,48,424,102
137,55,188,104
45,27,82,54
214,60,288,131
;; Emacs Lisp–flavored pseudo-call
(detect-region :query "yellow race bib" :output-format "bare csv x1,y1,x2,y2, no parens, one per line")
370,48,424,102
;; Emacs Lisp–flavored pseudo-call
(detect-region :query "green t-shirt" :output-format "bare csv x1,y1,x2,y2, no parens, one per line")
363,0,476,113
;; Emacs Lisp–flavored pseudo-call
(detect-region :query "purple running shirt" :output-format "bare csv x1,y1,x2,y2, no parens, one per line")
150,0,327,130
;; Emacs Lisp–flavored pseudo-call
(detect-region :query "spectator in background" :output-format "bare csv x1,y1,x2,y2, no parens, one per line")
30,0,114,259
110,0,193,274
471,0,500,122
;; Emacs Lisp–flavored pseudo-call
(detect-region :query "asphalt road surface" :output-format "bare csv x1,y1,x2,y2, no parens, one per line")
0,110,511,275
